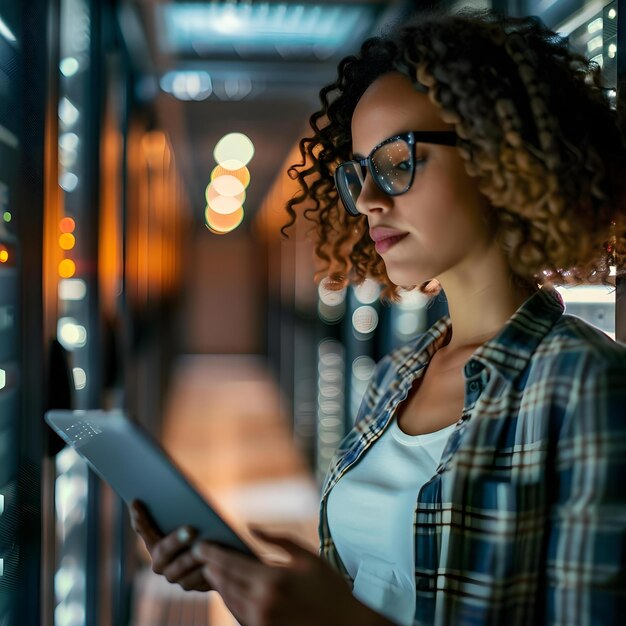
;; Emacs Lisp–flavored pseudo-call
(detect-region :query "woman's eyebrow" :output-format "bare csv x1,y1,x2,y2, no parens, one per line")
352,151,366,160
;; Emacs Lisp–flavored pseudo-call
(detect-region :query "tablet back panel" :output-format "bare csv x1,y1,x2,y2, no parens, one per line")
45,410,253,556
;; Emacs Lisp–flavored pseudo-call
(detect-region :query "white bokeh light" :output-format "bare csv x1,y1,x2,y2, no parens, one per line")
352,305,378,335
212,174,245,197
207,195,241,215
318,277,347,306
214,132,254,167
354,278,380,304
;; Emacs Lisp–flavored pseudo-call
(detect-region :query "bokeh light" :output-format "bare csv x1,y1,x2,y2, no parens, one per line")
354,278,381,304
60,57,80,77
352,305,379,335
205,206,244,232
218,159,245,171
213,132,254,167
205,181,245,206
59,279,87,301
59,217,75,233
211,163,250,188
318,277,347,306
59,259,76,278
59,233,76,250
207,195,242,215
212,174,245,197
58,320,87,349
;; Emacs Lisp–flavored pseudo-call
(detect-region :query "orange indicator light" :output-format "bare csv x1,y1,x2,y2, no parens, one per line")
59,233,75,250
60,217,76,233
59,259,76,278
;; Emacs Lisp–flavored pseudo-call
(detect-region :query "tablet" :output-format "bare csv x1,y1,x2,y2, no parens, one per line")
44,409,257,558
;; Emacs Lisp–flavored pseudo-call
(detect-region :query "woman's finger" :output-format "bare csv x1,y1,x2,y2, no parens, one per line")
151,526,198,574
175,566,213,592
129,501,163,547
192,543,267,583
249,528,314,564
161,548,203,584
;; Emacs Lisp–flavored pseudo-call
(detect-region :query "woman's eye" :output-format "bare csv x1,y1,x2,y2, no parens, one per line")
396,160,413,171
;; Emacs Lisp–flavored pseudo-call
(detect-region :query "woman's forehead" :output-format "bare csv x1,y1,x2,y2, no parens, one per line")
350,75,450,156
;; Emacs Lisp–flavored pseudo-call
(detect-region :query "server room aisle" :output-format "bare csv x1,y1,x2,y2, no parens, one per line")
130,355,321,626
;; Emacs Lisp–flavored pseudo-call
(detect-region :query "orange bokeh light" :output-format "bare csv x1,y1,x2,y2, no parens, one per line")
212,174,245,197
205,225,228,235
208,195,241,215
205,206,244,232
60,217,76,233
59,259,76,278
0,250,8,263
59,233,76,250
211,164,250,188
205,182,245,207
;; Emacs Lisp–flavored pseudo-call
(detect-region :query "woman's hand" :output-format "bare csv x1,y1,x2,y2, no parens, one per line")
129,500,212,592
192,527,396,626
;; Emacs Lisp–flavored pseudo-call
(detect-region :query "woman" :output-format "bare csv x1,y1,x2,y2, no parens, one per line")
131,8,626,625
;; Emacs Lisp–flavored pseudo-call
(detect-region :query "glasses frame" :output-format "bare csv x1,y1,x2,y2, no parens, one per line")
334,130,458,216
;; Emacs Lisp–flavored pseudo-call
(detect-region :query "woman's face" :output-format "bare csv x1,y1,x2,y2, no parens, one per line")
350,71,495,288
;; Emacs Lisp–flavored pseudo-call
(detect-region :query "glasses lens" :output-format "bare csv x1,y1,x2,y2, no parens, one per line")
335,161,363,216
371,138,413,195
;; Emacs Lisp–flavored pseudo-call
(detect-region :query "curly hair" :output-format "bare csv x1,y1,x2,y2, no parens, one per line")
281,8,626,302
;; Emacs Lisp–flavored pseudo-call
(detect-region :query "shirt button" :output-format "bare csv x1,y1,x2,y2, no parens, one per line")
469,381,479,392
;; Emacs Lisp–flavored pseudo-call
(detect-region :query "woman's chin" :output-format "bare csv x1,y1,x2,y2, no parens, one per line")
386,269,430,289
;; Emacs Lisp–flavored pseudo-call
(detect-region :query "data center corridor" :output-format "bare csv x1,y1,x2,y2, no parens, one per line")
130,355,320,626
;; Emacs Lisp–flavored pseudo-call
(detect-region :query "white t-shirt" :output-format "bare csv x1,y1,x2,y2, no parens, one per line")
326,418,455,626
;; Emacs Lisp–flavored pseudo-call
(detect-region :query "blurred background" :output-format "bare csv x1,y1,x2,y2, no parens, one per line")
0,0,624,624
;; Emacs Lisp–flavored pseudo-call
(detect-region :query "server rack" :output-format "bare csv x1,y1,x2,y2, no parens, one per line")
0,1,51,625
617,0,625,344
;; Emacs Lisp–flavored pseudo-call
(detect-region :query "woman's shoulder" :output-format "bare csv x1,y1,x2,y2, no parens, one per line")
535,312,626,369
538,313,626,356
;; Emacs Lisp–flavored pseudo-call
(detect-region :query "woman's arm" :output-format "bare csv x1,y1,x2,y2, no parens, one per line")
546,362,626,624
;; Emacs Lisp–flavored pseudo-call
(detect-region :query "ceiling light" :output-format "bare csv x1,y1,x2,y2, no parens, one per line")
214,6,241,34
160,71,212,101
160,3,375,56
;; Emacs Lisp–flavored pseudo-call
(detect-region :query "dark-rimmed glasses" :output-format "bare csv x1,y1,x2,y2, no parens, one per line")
334,131,458,216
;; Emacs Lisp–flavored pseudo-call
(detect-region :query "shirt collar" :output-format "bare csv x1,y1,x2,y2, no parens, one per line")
404,283,565,384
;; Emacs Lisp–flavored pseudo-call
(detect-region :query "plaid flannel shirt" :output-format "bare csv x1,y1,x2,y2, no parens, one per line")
319,284,626,626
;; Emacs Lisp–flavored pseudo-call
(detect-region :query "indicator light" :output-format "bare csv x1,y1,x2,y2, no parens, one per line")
59,259,76,278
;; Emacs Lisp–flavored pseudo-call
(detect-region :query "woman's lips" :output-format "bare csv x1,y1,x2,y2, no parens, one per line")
369,227,410,254
375,234,408,254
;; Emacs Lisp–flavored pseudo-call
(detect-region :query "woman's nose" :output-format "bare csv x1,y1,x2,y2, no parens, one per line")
355,174,392,216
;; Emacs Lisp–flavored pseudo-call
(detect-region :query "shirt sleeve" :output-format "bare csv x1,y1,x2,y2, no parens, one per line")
546,360,626,625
